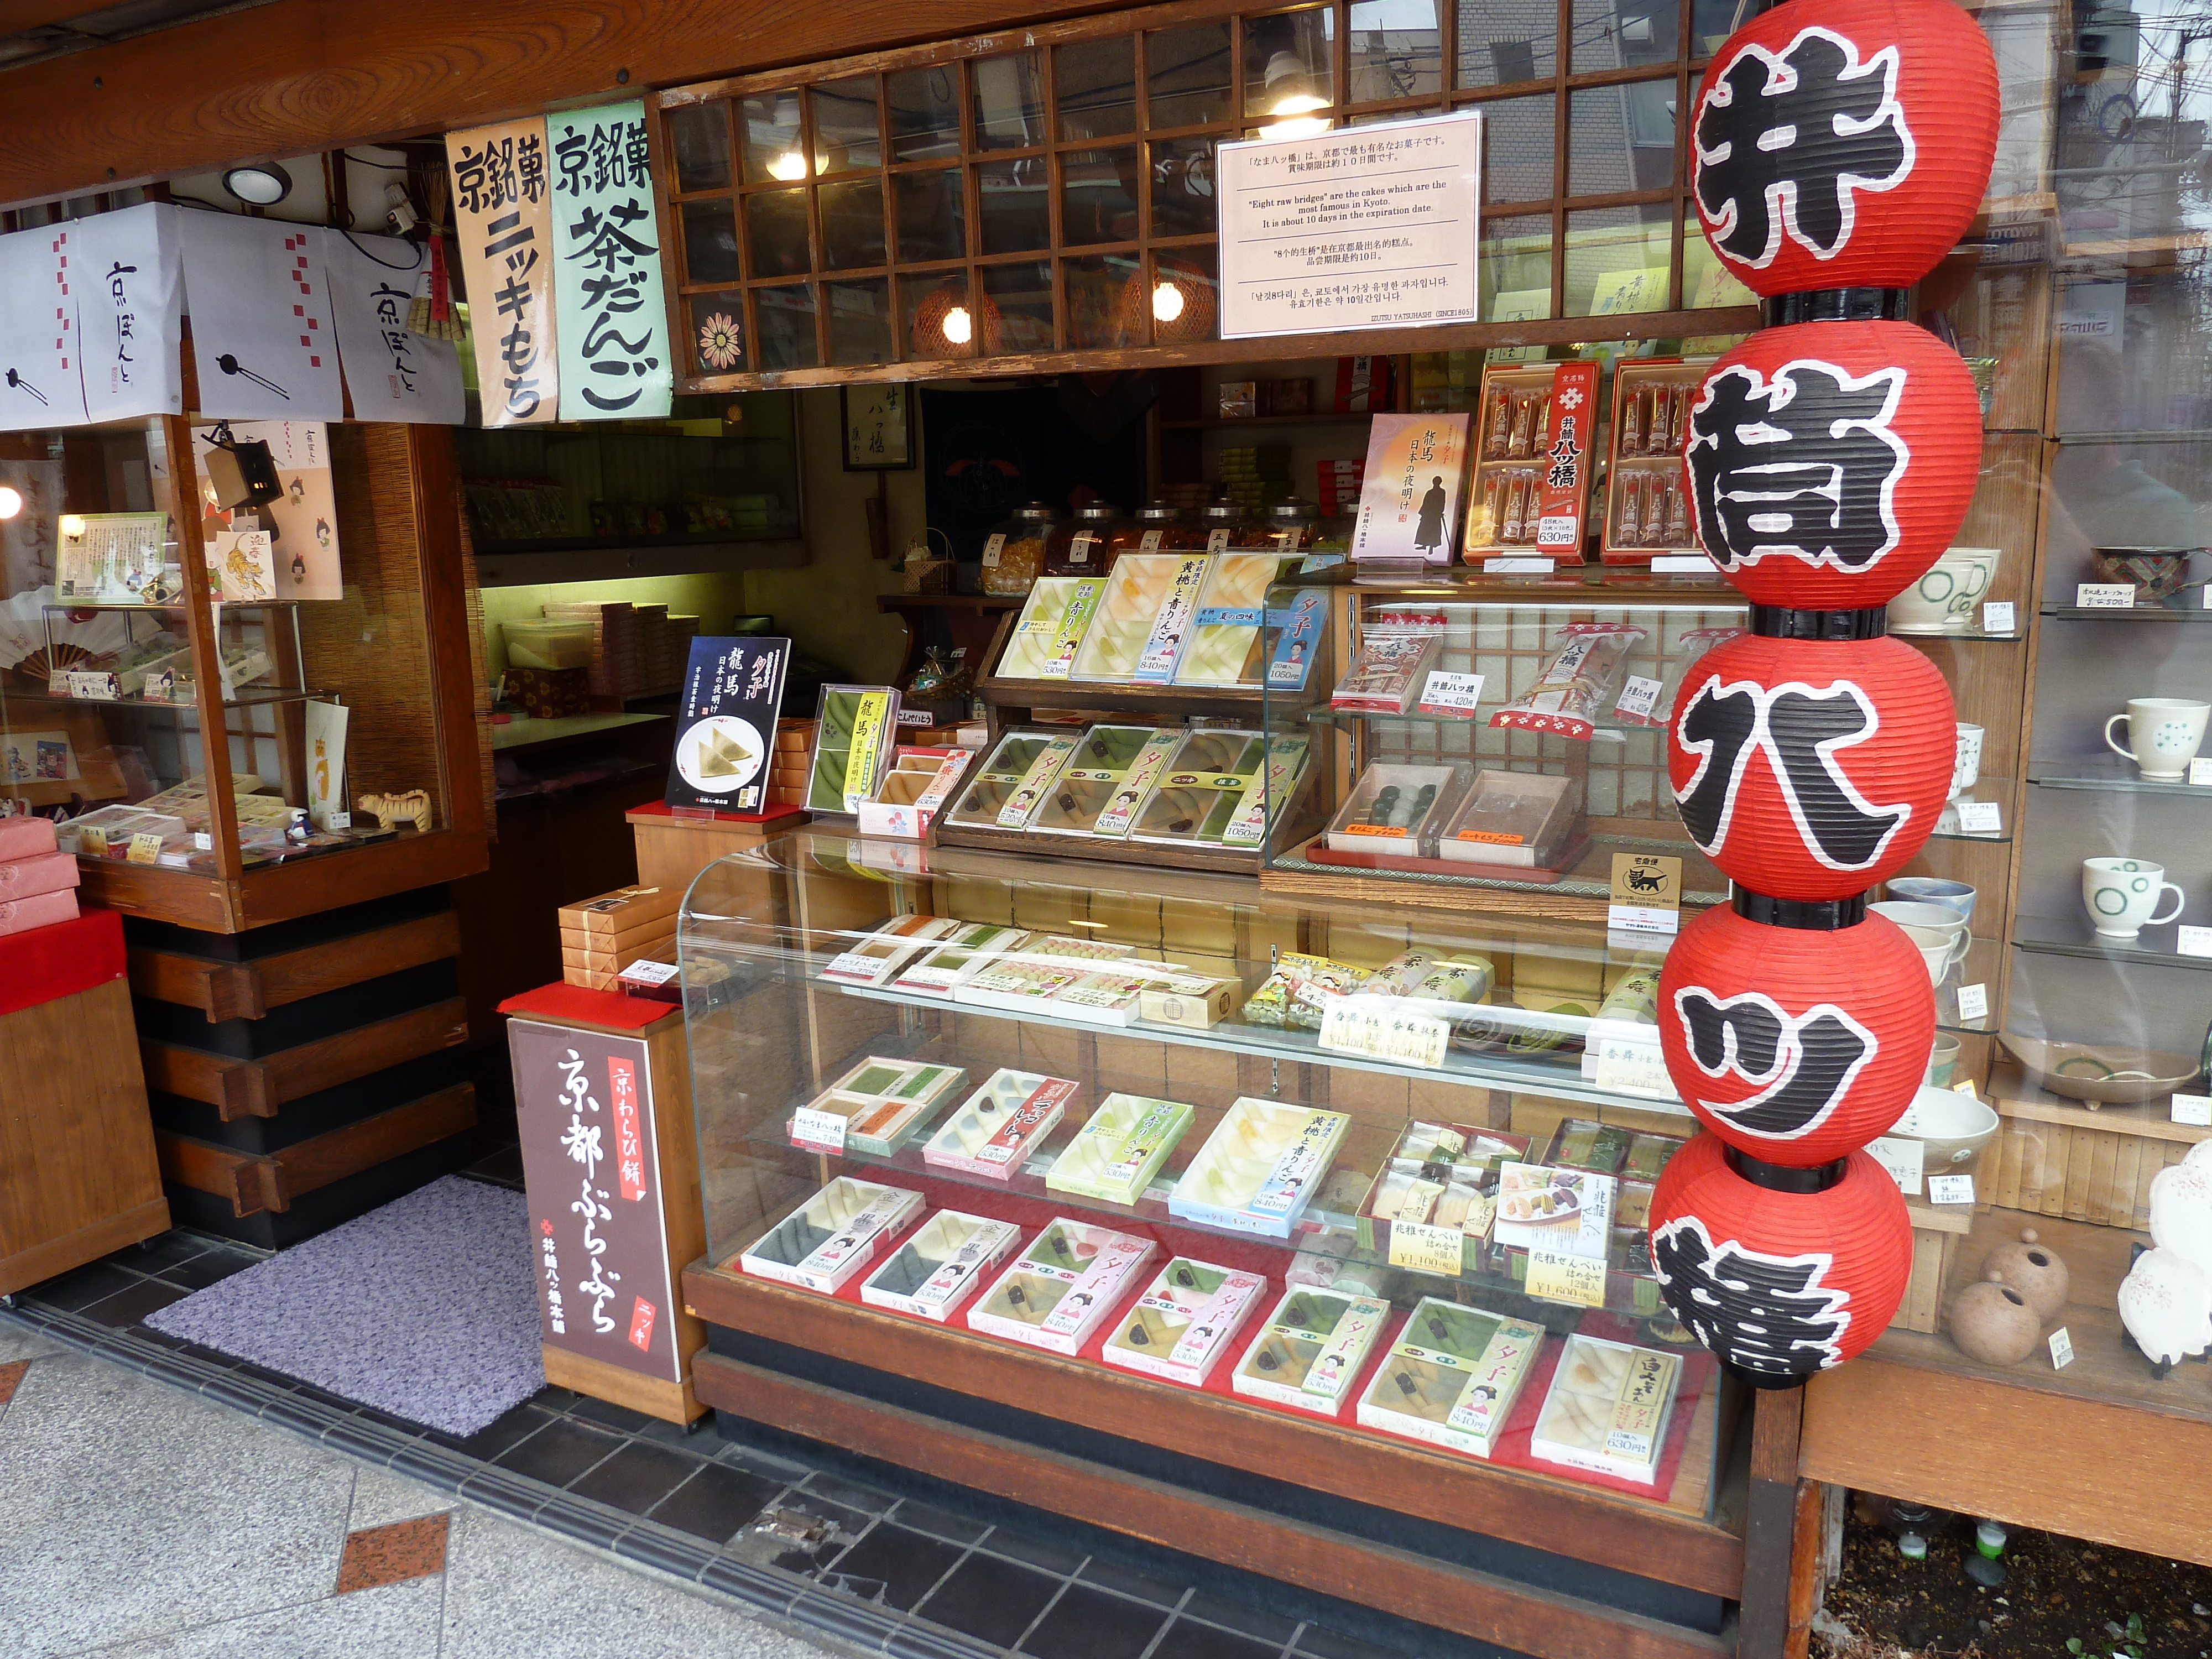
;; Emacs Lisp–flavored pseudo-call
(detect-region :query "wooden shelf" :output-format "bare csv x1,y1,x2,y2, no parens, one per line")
1160,411,1383,431
875,593,1024,611
933,819,1263,874
976,671,1272,719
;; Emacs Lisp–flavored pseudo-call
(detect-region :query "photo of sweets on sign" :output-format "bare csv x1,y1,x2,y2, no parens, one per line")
446,119,559,426
547,101,673,421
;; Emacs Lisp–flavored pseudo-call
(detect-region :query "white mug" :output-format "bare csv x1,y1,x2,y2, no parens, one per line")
1872,900,1971,982
1952,724,1985,800
1888,547,2001,634
1885,876,1976,926
2105,698,2210,781
2082,856,2187,940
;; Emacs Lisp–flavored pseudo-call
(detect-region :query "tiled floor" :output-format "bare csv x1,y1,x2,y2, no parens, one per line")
6,1216,1483,1659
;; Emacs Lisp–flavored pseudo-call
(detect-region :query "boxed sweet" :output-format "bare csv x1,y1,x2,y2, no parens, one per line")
1102,1257,1269,1386
821,914,958,986
1126,728,1267,848
1135,973,1242,1030
1168,1097,1350,1238
859,1210,1024,1322
966,1219,1158,1355
854,746,974,836
1359,1120,1532,1256
1437,770,1579,868
1355,1297,1546,1459
1231,1286,1391,1414
806,685,900,813
1069,552,1212,684
1241,952,1369,1031
1047,965,1180,1027
54,805,189,862
1324,761,1472,858
921,1068,1078,1180
942,729,1070,830
0,848,79,902
952,955,1089,1016
1529,1334,1682,1483
993,733,1083,829
1330,615,1445,713
1026,725,1177,838
1264,588,1329,693
1349,414,1472,564
1488,624,1645,741
1464,360,1599,561
1600,357,1710,564
890,924,1032,995
1173,552,1293,687
1046,1092,1197,1205
1492,1162,1616,1259
1216,733,1308,851
0,889,79,935
798,1056,969,1156
737,1176,924,1294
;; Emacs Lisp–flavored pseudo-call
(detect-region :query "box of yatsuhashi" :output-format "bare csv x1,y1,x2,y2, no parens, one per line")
999,552,1306,687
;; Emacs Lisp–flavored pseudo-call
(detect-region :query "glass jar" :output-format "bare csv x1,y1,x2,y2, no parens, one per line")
1112,500,1207,560
1199,499,1251,552
981,502,1055,595
1046,500,1124,576
1241,499,1322,554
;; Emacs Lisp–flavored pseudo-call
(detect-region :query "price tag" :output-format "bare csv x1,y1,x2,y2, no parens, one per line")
1206,528,1232,553
1927,1173,1975,1205
126,831,164,865
1955,801,2002,834
325,811,352,831
2191,758,2212,787
191,832,213,851
1483,555,1556,575
1067,533,1096,566
622,959,681,987
1867,1135,1924,1195
2170,1093,2211,1127
1614,675,1663,722
1533,515,1577,547
1955,982,1990,1024
1387,1219,1465,1278
1952,1079,1981,1101
980,533,1006,568
1982,601,2015,635
1318,999,1451,1069
1525,1246,1609,1307
790,1107,848,1154
1139,530,1164,552
2178,925,2212,959
77,826,108,856
1651,553,1718,573
1588,1019,1675,1097
2076,582,2136,609
1415,670,1486,716
2048,1327,2074,1370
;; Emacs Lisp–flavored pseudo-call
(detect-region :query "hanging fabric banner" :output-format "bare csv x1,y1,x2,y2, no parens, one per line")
322,229,466,425
446,118,559,426
75,202,183,422
546,100,672,421
175,210,345,420
0,223,88,430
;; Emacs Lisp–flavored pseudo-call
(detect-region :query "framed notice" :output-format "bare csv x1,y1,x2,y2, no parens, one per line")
1218,111,1481,340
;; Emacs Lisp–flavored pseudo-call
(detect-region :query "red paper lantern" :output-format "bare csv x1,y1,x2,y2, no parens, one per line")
1658,903,1932,1165
1689,0,1999,296
1668,630,1953,898
1649,1131,1912,1380
1683,321,1982,609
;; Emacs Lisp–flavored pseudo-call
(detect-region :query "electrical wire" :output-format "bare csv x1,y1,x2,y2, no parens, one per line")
337,229,426,270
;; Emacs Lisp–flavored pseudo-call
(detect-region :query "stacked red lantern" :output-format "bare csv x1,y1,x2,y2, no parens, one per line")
1648,0,1998,1386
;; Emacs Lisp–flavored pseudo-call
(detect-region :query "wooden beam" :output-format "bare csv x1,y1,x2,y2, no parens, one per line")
128,911,461,1021
154,1083,474,1216
0,1,115,34
140,996,469,1119
1736,1386,1804,1659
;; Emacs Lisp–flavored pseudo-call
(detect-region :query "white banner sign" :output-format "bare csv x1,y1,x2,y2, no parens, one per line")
322,230,466,425
76,202,184,421
176,210,344,420
0,225,88,430
1217,111,1481,340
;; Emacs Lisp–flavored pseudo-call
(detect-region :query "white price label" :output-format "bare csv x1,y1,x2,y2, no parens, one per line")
2192,758,2212,787
2048,1327,2074,1370
1416,670,1486,716
2179,925,2212,959
1483,555,1556,575
2076,582,2137,609
1387,1219,1465,1277
1139,530,1164,552
1614,675,1663,722
980,533,1006,567
1867,1135,1924,1195
621,959,681,986
790,1107,848,1154
1318,999,1451,1069
191,832,213,851
1927,1173,1975,1205
1981,601,2015,635
1606,902,1681,936
2171,1093,2211,1127
1525,1246,1609,1307
1206,528,1232,553
1067,533,1096,565
325,811,352,830
1956,982,1990,1024
1533,515,1577,547
1651,553,1718,574
1588,1019,1676,1097
1955,801,2002,834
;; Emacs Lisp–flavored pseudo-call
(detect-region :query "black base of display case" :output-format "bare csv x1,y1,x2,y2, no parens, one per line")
162,1127,476,1249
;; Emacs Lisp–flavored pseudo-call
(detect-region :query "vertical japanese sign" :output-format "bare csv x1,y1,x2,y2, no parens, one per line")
0,224,88,430
322,228,466,424
446,119,558,426
75,202,184,420
546,100,673,421
509,1018,680,1382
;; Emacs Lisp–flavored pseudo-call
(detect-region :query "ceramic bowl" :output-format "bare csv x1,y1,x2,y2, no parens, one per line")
1998,1035,2203,1105
1887,1084,2001,1167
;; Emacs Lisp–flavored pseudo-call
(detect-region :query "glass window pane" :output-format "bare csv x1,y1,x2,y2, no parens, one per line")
888,64,962,161
972,50,1045,150
680,199,743,284
976,156,1052,254
1569,81,1676,197
1056,38,1137,140
1348,0,1442,104
1574,0,1680,71
1063,253,1143,348
982,259,1054,353
1147,22,1234,128
1246,9,1336,130
686,290,747,376
1691,0,1736,58
894,169,967,263
1455,0,1554,88
1148,137,1218,238
740,90,809,185
1482,93,1555,204
904,273,978,361
827,278,893,366
1150,248,1218,345
811,76,881,173
1684,236,1756,311
666,102,731,194
753,283,820,371
1563,206,1671,316
745,187,811,278
1481,209,1552,322
1059,147,1140,247
820,178,886,270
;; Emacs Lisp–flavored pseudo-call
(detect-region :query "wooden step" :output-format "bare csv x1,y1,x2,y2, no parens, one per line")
155,1084,477,1217
140,997,469,1120
129,911,461,1021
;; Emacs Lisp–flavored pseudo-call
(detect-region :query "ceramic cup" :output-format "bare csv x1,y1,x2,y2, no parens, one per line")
1886,875,1977,926
2104,698,2211,781
1888,546,2001,634
1872,900,1972,982
2081,856,2187,940
1924,1032,1962,1088
1952,724,1985,800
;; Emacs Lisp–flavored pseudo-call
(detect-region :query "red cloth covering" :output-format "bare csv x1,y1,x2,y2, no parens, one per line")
0,906,124,1020
497,981,674,1032
627,799,805,827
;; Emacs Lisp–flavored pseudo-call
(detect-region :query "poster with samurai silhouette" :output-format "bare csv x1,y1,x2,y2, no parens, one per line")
189,420,342,601
175,210,344,421
0,223,88,430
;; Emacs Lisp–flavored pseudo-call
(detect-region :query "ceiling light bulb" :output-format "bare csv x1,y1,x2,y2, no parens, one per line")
0,487,22,520
1151,281,1186,324
768,150,808,181
1260,109,1333,139
942,306,973,346
59,513,86,536
220,162,293,206
1263,50,1306,91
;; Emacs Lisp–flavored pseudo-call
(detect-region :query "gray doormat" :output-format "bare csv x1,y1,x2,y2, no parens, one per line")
146,1175,542,1437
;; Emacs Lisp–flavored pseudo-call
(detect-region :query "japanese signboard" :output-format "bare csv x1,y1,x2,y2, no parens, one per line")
1217,111,1481,340
175,210,345,420
446,118,559,426
666,635,792,813
546,100,673,421
0,224,89,430
75,202,184,421
323,229,466,424
510,1018,681,1383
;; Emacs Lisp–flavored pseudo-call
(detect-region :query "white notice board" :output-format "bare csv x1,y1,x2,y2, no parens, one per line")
1218,111,1481,340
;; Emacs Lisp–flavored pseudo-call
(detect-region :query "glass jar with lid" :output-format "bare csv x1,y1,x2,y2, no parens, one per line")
1045,500,1125,577
1244,499,1322,554
1199,499,1251,553
1110,500,1207,561
980,502,1055,595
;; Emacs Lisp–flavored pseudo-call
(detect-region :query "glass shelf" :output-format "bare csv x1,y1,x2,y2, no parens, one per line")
2014,917,2212,973
25,685,337,712
1890,626,2027,644
2039,605,2212,623
1300,705,1662,743
2030,760,2212,798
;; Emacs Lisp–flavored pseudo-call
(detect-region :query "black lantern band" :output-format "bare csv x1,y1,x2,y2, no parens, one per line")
1723,1142,1851,1193
1749,606,1890,641
1732,887,1869,930
1761,288,1913,326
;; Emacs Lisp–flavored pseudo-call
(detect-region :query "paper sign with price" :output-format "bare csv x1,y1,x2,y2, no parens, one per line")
126,832,164,865
1525,1246,1608,1307
1387,1219,1466,1278
790,1107,848,1154
1416,670,1485,717
1318,1000,1451,1070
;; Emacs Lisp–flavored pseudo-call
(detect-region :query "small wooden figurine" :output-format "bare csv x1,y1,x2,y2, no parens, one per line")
357,789,431,832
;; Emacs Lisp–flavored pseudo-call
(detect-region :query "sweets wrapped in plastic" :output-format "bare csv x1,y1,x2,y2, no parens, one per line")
1488,622,1647,740
1242,952,1370,1030
1611,625,1742,729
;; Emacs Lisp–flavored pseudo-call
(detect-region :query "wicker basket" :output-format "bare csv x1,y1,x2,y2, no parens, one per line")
901,558,953,594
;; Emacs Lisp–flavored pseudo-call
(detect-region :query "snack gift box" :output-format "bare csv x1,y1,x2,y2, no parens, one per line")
998,576,1106,680
1135,974,1242,1030
921,1068,1078,1180
821,914,958,987
1232,1286,1391,1415
1127,728,1268,848
1529,1334,1682,1483
1331,618,1444,714
1174,552,1293,686
1325,761,1472,858
891,924,1033,996
1046,1093,1197,1205
1355,1297,1545,1459
967,1219,1158,1355
1047,964,1183,1027
1069,552,1211,684
942,729,1073,831
1102,1256,1269,1386
738,1177,925,1294
1169,1097,1350,1238
1437,770,1578,868
859,1210,1024,1321
1026,725,1177,837
1493,1161,1617,1259
797,1056,969,1156
806,685,900,813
